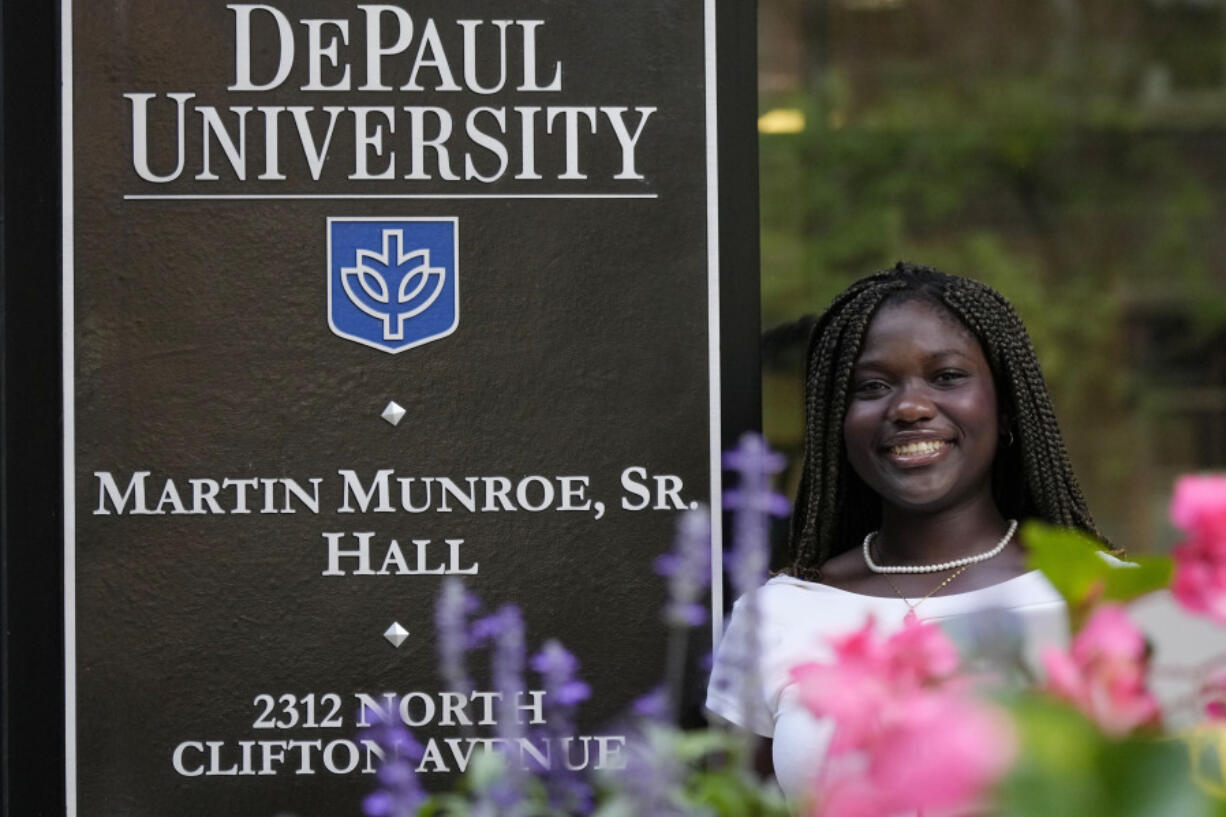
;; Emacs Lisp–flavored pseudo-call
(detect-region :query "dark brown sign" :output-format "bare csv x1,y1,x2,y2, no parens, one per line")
56,2,756,816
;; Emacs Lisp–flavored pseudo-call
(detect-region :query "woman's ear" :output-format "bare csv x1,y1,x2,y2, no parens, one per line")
999,415,1015,447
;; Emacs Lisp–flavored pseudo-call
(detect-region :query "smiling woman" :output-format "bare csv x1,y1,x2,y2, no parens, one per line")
823,295,1024,599
788,262,1103,585
706,262,1107,804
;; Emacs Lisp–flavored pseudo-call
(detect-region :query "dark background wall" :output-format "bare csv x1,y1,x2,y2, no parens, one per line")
2,2,66,816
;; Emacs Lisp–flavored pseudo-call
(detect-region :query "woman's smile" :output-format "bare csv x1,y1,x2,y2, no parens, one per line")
883,436,952,466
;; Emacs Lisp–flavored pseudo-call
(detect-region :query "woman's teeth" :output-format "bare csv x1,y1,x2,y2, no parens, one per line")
889,440,946,456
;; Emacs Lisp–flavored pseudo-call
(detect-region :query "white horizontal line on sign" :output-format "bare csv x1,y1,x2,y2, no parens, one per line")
123,192,660,201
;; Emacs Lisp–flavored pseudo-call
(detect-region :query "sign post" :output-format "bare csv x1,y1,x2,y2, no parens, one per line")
2,2,758,815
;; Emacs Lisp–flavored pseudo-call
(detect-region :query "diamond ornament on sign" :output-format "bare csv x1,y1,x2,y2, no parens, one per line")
383,622,409,648
381,401,405,426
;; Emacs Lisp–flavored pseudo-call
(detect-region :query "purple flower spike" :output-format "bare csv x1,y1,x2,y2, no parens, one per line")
362,790,396,817
723,432,789,599
365,721,424,764
465,605,531,815
723,488,793,518
530,638,595,814
613,729,687,817
361,698,425,817
632,686,672,721
530,638,580,676
557,679,592,707
436,577,481,696
532,640,592,707
722,433,790,757
471,605,527,746
658,507,712,628
722,432,786,476
377,760,418,788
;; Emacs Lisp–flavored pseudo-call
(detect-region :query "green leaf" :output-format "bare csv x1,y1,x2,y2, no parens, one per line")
1023,521,1173,610
686,769,791,817
418,793,471,817
672,728,742,762
590,797,637,817
998,695,1220,817
688,772,749,817
1186,727,1226,804
463,749,508,793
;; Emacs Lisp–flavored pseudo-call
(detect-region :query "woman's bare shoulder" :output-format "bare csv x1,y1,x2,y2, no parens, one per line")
809,547,876,592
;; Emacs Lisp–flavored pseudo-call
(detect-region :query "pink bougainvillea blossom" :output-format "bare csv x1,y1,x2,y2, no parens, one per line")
1199,667,1226,722
791,615,961,754
1172,554,1226,625
1170,475,1226,624
866,691,1015,812
884,612,961,685
791,616,1014,817
1171,475,1226,536
1041,604,1160,736
791,619,892,754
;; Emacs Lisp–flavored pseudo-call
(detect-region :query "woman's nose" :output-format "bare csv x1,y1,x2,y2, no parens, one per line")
888,382,936,424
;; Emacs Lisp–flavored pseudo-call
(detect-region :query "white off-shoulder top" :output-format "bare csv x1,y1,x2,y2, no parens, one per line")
705,571,1068,805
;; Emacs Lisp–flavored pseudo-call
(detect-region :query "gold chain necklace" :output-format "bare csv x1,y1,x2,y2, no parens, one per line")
880,563,970,623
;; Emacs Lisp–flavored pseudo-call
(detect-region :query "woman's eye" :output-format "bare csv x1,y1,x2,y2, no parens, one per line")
934,370,968,384
853,380,887,396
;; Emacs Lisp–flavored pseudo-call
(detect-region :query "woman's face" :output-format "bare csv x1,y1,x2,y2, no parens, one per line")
842,298,1000,516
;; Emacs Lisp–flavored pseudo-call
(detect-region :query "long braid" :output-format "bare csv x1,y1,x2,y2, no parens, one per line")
789,277,908,577
943,279,1101,537
786,262,1106,580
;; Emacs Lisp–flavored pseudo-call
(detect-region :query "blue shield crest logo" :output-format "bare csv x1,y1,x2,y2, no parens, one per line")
327,217,459,353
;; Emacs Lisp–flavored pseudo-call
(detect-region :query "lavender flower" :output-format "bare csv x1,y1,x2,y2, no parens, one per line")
435,576,481,696
654,507,712,628
531,639,592,708
470,604,529,813
631,686,672,722
609,727,688,817
360,699,426,817
470,605,527,745
651,507,715,724
721,433,790,764
723,432,789,599
530,639,594,813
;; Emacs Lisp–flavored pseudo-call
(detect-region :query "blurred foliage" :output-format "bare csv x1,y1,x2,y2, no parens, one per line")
1023,520,1173,629
997,694,1226,817
1189,725,1226,802
418,725,791,817
592,727,791,817
759,0,1226,553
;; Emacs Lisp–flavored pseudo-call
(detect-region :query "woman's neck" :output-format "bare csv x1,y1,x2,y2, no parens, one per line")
874,498,1009,566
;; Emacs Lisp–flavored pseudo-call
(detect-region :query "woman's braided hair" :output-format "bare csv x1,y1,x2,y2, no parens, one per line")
786,261,1103,581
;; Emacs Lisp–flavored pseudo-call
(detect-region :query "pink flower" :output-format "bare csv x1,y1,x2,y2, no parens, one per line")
868,691,1015,813
792,617,1014,816
814,763,891,817
1171,475,1226,536
1199,668,1226,722
1208,700,1226,721
791,616,960,752
1041,604,1160,736
792,619,892,753
884,613,961,685
1172,552,1226,624
1170,475,1226,624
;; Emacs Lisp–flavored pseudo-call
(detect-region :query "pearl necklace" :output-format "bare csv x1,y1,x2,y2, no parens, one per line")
862,519,1018,574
